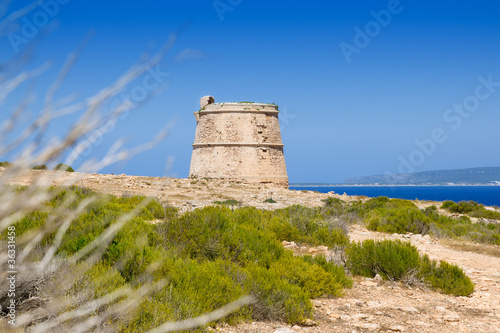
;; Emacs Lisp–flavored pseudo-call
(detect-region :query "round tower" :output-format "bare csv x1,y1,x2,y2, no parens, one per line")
189,96,288,187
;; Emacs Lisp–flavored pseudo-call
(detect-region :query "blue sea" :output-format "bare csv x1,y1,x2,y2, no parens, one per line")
289,186,500,207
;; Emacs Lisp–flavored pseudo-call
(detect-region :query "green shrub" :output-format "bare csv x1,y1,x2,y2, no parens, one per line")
363,197,417,211
353,197,500,245
469,208,500,220
322,197,344,207
270,253,344,298
0,161,11,167
213,199,240,206
419,255,474,296
71,261,126,299
158,206,285,266
267,205,350,248
263,198,277,203
54,163,75,172
441,200,500,220
366,207,430,235
32,164,48,170
346,239,474,296
244,263,312,323
441,200,481,214
127,258,251,332
301,255,353,289
346,239,420,281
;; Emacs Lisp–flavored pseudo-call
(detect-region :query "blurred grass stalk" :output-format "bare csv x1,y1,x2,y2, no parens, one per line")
0,2,249,330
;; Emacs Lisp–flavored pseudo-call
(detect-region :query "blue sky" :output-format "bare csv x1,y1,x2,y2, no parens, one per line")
1,0,500,183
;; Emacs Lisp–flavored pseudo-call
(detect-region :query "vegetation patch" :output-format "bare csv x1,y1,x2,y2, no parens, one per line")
442,200,500,220
213,199,240,206
54,163,75,172
3,189,485,331
330,196,500,245
4,187,352,330
32,164,48,170
346,239,474,296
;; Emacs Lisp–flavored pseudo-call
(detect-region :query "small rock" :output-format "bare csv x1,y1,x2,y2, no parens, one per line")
373,274,383,282
444,314,460,322
340,314,352,321
398,306,419,314
360,281,378,287
389,325,405,332
354,323,381,330
301,319,317,327
317,245,328,251
366,301,382,308
292,325,302,331
273,328,297,333
435,306,447,312
353,313,369,320
329,313,341,320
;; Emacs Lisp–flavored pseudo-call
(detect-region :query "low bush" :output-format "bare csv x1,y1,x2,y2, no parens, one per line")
54,163,75,172
366,207,431,235
419,255,475,296
346,239,420,281
345,239,474,296
441,200,500,220
441,200,480,214
32,164,48,170
213,199,240,206
263,198,277,203
348,197,500,245
71,261,126,299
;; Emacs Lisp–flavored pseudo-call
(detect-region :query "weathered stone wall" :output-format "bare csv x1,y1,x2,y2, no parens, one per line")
189,98,288,187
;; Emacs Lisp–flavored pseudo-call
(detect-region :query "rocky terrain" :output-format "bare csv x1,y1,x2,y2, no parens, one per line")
7,170,359,212
6,170,500,332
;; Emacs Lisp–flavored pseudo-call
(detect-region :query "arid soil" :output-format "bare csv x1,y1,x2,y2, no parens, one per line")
7,170,359,212
7,170,500,332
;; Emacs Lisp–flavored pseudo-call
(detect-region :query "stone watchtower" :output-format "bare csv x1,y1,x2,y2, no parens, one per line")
189,96,288,187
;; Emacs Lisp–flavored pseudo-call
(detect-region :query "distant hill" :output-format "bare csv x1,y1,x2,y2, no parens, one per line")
345,167,500,185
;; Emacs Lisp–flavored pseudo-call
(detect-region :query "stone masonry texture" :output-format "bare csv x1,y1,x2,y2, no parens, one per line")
189,97,289,187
